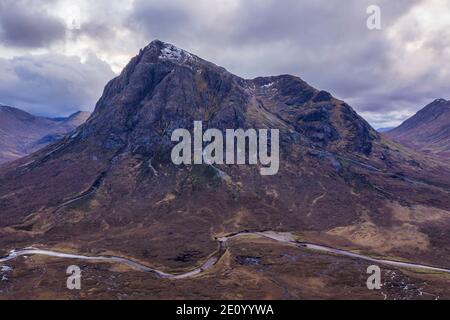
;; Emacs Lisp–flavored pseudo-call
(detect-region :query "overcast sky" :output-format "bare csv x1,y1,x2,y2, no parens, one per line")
0,0,449,128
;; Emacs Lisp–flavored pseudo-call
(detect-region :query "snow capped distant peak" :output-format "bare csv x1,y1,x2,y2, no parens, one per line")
435,98,448,104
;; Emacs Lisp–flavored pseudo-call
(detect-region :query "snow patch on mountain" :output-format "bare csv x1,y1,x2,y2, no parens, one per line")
159,43,192,63
262,82,274,88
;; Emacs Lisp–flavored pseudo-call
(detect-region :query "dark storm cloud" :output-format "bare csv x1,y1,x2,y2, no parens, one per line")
0,0,66,48
0,53,115,116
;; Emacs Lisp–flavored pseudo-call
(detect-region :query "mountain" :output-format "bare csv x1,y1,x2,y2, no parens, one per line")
386,99,450,158
0,106,90,164
1,41,450,299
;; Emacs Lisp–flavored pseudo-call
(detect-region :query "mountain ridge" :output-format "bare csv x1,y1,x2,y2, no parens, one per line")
386,99,450,158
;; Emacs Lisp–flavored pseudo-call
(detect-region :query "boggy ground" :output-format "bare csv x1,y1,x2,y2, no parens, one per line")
1,236,449,300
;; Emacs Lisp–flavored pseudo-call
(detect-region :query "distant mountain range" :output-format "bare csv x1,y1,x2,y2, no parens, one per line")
0,105,90,164
377,127,394,133
386,99,450,159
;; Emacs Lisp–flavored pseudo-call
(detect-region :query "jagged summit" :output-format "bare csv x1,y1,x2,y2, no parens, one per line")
133,39,222,72
143,40,200,60
144,39,178,51
144,40,194,63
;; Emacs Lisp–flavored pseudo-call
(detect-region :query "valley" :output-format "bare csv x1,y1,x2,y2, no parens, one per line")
2,231,450,278
1,231,449,300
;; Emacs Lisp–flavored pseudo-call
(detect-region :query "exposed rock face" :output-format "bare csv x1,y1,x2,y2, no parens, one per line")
0,106,90,164
75,40,377,160
0,40,450,273
386,99,450,159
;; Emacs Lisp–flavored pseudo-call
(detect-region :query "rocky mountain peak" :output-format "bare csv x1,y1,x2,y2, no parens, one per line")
69,40,378,161
146,40,194,64
135,40,221,72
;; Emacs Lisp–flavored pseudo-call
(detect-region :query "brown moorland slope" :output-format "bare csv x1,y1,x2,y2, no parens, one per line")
386,99,450,159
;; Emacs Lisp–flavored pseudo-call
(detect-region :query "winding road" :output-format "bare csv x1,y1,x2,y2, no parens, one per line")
1,231,449,279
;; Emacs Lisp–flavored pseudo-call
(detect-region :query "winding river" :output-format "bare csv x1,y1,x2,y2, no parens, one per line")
1,231,449,279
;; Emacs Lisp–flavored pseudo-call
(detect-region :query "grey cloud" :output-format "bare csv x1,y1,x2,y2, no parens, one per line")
72,22,115,41
0,0,67,48
128,0,192,42
0,53,115,116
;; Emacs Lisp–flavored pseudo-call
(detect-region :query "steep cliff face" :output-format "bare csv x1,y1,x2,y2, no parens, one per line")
387,99,450,158
1,40,450,269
